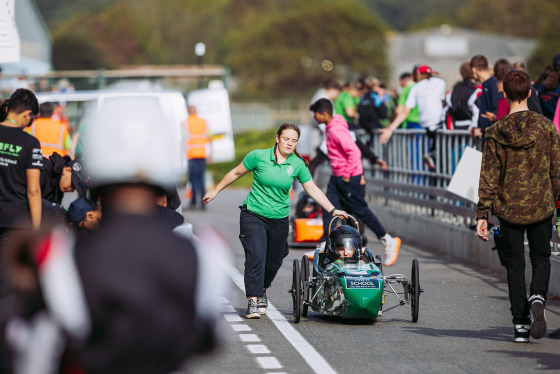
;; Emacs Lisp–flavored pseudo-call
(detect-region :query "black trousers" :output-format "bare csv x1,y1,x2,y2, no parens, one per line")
239,206,289,298
321,175,386,241
498,216,552,325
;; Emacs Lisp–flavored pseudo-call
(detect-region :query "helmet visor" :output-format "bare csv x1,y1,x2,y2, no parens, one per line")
336,237,360,258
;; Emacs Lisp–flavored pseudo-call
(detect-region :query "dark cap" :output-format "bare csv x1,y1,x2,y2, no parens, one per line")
67,159,90,197
67,197,96,224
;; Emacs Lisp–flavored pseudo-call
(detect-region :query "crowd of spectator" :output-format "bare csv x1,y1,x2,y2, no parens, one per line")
309,53,560,171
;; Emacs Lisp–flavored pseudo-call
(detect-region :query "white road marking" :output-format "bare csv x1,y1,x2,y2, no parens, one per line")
221,305,236,313
225,264,337,374
247,344,271,354
231,324,251,332
218,297,229,303
224,314,243,322
239,333,261,342
256,357,282,369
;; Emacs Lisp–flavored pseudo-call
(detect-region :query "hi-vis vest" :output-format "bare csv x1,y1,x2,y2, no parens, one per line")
184,114,210,159
29,118,69,157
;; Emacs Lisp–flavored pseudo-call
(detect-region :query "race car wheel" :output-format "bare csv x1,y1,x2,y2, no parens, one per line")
410,258,420,322
301,255,310,317
292,259,301,323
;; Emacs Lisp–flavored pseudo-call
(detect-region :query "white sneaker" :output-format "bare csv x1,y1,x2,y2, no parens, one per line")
380,234,401,266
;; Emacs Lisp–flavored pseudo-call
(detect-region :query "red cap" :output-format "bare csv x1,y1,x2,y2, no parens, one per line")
417,65,438,75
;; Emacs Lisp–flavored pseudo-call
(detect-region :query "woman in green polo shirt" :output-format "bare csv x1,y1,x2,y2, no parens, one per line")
203,123,347,319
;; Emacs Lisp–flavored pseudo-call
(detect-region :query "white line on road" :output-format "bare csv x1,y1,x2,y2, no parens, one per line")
256,357,282,369
221,305,237,313
231,324,251,332
224,314,243,322
225,264,337,374
246,344,271,354
239,333,261,342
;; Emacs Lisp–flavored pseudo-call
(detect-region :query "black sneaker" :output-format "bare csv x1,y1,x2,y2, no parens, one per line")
245,299,260,319
257,291,268,315
514,324,530,343
529,294,546,339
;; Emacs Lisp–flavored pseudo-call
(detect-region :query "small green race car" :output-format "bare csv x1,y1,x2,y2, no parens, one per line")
290,217,421,323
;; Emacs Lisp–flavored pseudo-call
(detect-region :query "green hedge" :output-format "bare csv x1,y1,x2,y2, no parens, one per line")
207,128,277,189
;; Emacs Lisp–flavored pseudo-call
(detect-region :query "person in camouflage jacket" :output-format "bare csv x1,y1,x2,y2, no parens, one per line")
476,70,560,343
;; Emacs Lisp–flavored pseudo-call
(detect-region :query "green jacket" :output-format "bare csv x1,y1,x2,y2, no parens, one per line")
476,111,560,224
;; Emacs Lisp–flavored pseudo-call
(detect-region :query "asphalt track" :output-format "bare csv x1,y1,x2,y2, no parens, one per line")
178,188,560,374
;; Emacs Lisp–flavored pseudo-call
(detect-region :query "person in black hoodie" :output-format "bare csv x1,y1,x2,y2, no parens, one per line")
40,153,89,205
444,62,481,130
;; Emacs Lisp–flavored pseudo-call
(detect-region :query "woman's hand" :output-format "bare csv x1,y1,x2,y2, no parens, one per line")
333,209,348,220
203,190,218,204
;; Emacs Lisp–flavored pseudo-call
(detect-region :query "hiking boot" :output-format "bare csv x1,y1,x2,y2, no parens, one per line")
529,294,546,339
257,291,268,315
513,324,530,343
380,234,401,266
245,299,260,319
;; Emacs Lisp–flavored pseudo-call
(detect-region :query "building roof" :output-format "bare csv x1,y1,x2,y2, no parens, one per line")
388,25,536,88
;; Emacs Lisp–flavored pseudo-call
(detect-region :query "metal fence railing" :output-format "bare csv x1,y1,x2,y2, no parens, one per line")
355,129,481,228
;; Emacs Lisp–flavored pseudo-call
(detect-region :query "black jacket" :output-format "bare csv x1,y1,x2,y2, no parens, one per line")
40,152,72,204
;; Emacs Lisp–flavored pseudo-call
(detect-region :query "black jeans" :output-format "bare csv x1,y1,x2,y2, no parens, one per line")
239,206,289,298
498,216,552,324
321,175,386,240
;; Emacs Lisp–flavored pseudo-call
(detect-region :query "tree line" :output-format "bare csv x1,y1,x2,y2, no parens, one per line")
36,0,558,98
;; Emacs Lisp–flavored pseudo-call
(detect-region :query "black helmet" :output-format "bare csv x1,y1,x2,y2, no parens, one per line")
326,225,362,263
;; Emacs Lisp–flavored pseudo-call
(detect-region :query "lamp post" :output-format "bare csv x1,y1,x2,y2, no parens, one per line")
195,42,206,89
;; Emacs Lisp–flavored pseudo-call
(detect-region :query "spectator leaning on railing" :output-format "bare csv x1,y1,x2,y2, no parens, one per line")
379,65,446,170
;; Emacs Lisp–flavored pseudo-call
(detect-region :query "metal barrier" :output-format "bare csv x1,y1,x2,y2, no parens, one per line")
349,128,559,249
350,129,480,227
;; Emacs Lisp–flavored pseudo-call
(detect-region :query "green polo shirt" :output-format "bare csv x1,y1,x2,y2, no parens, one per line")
398,83,419,128
242,147,312,219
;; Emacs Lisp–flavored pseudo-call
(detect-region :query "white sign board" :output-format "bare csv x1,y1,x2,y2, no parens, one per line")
187,85,235,163
0,0,20,63
447,146,482,203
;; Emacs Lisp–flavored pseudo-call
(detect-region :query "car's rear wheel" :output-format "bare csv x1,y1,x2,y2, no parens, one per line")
410,258,420,322
292,259,301,323
301,255,309,317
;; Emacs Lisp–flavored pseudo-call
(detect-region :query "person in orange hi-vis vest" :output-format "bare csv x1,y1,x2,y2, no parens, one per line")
184,105,211,210
28,102,72,157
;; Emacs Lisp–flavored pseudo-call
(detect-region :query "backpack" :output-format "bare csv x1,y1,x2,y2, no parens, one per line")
358,91,387,131
450,80,477,122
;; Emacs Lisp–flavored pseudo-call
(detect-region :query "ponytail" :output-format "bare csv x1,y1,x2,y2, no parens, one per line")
294,150,309,167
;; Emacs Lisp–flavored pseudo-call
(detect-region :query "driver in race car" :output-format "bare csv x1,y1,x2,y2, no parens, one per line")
324,225,362,274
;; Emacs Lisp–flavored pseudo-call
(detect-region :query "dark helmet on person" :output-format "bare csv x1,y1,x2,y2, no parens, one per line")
326,225,362,263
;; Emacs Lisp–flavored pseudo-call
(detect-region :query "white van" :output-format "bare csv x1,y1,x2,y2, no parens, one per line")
36,85,236,170
37,89,189,172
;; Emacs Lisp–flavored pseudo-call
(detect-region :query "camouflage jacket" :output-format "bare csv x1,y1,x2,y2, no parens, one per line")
476,111,560,224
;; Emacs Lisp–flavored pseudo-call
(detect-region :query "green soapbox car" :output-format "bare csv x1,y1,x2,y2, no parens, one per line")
289,216,421,323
